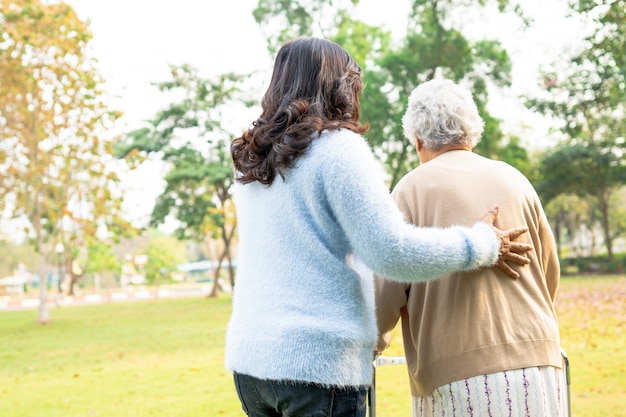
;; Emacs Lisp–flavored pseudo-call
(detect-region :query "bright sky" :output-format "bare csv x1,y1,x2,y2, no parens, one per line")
67,0,271,130
1,0,587,239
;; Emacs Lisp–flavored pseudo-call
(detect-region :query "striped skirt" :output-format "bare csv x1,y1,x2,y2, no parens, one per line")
412,366,567,417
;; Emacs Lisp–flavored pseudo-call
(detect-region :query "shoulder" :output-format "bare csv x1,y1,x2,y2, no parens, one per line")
472,152,520,172
455,152,530,181
394,166,421,190
310,129,376,167
469,154,539,201
316,129,370,152
489,158,533,185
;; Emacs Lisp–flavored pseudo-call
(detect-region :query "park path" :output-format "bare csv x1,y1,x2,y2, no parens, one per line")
0,284,217,311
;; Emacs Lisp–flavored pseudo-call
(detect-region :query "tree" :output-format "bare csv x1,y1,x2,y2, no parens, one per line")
526,0,626,261
0,1,128,322
116,65,251,297
536,142,626,260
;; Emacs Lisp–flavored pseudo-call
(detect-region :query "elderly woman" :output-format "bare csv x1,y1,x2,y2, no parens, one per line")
375,78,565,417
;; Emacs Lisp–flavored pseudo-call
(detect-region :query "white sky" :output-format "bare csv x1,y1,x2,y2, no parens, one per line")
1,0,587,239
68,0,271,130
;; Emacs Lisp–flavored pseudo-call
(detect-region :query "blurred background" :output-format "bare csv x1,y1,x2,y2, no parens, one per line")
1,0,624,321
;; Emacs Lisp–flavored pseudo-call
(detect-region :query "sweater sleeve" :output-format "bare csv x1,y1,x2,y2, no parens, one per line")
322,132,499,283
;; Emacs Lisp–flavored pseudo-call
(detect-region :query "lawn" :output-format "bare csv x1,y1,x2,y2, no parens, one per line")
553,275,626,416
0,275,624,417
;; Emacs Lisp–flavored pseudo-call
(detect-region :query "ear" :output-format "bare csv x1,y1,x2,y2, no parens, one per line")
415,137,422,151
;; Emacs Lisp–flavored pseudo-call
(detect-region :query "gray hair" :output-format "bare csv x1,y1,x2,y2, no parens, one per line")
401,79,484,151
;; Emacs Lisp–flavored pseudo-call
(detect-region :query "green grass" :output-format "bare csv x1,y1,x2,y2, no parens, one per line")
0,276,624,417
554,276,626,417
0,297,239,417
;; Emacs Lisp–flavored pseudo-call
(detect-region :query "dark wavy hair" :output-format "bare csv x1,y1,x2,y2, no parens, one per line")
231,37,368,185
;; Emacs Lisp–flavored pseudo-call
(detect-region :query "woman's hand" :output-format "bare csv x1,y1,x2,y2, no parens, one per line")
482,205,533,279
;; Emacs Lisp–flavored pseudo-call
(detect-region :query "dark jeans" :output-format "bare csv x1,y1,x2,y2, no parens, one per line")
233,372,368,417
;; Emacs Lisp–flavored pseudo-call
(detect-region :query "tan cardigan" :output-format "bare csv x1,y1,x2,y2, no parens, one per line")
374,150,562,397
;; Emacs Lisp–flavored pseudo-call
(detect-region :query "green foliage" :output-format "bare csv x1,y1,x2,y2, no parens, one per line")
569,255,625,274
332,10,391,70
528,1,626,257
84,241,120,275
143,232,187,284
535,140,625,259
493,135,531,175
573,0,626,75
536,141,624,203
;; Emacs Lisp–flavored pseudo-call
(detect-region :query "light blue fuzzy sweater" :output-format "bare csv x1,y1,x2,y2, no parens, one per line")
224,129,499,387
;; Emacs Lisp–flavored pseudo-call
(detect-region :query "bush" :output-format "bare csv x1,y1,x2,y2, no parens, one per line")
561,253,625,274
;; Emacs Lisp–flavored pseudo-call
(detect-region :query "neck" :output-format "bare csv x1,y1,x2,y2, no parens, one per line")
417,144,471,164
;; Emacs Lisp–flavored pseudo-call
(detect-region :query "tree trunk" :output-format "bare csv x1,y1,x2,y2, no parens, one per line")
208,247,229,298
67,264,84,296
68,274,80,296
208,274,224,298
221,221,237,289
207,212,238,297
67,257,76,296
226,248,235,289
599,194,613,261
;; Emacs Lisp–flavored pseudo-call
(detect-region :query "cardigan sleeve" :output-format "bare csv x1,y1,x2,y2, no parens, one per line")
534,191,560,301
373,275,408,351
322,131,499,283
